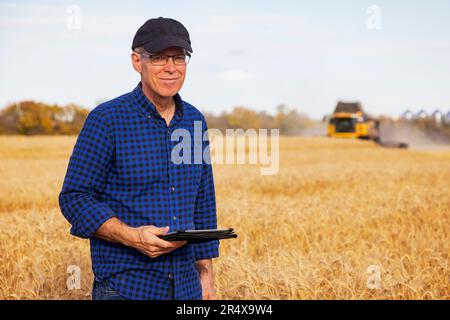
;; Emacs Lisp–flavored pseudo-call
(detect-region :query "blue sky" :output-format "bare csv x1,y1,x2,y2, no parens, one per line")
1,0,449,119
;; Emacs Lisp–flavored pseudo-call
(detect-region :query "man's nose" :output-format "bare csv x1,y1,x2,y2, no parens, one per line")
163,57,176,72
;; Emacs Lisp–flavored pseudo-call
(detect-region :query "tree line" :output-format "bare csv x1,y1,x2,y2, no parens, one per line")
0,101,314,136
0,101,88,135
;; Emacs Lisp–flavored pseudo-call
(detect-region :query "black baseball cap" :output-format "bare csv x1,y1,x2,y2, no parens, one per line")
131,17,193,53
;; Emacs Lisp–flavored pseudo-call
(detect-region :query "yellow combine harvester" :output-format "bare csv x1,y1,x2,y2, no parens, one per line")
327,101,407,148
327,101,380,140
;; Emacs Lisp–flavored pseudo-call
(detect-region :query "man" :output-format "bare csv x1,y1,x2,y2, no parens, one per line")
58,17,219,300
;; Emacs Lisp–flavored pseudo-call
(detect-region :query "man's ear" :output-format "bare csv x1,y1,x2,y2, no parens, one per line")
131,52,142,73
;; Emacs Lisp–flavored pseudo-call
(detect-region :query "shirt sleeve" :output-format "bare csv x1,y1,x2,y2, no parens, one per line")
58,110,117,239
192,118,220,260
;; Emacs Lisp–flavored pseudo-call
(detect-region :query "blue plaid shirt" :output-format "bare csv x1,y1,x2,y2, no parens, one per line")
58,82,219,300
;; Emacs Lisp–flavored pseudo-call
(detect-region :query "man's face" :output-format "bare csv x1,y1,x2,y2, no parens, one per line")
132,46,188,99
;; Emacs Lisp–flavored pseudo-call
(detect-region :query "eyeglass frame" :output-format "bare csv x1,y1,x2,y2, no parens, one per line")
139,51,191,66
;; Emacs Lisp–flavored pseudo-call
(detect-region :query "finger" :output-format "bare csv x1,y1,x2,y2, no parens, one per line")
138,248,159,258
147,225,170,236
151,250,167,258
162,244,182,253
142,228,174,248
173,240,187,247
160,226,170,235
149,236,179,249
160,244,185,255
152,242,186,257
147,247,174,258
160,240,186,249
145,248,168,258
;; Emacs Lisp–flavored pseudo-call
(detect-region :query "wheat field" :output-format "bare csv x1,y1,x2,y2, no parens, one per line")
0,135,448,299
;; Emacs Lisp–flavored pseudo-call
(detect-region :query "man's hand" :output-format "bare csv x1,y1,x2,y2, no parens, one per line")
195,259,216,300
131,225,187,258
95,218,187,259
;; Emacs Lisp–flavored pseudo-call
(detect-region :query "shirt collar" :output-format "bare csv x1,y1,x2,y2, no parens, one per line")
132,82,184,123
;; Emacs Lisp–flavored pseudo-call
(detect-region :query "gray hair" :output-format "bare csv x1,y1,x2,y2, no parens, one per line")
133,46,146,54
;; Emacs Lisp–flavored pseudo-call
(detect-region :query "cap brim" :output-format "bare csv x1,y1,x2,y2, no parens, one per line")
143,35,193,53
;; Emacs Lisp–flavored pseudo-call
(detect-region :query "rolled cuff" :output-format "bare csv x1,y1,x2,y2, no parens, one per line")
193,240,219,260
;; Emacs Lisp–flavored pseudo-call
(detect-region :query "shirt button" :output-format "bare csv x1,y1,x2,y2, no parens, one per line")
171,186,175,192
168,273,173,279
173,216,177,220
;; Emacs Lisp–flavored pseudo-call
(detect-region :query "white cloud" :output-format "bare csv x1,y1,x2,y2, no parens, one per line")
219,69,254,82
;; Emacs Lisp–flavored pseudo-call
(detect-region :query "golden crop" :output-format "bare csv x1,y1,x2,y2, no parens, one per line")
0,136,448,299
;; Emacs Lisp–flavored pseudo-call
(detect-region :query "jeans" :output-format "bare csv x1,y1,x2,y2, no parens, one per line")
91,277,175,300
91,279,127,300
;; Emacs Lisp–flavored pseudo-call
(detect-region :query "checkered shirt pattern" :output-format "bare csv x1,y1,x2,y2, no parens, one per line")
58,82,219,300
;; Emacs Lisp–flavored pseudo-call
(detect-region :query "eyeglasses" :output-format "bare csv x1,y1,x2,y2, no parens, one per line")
140,52,191,66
